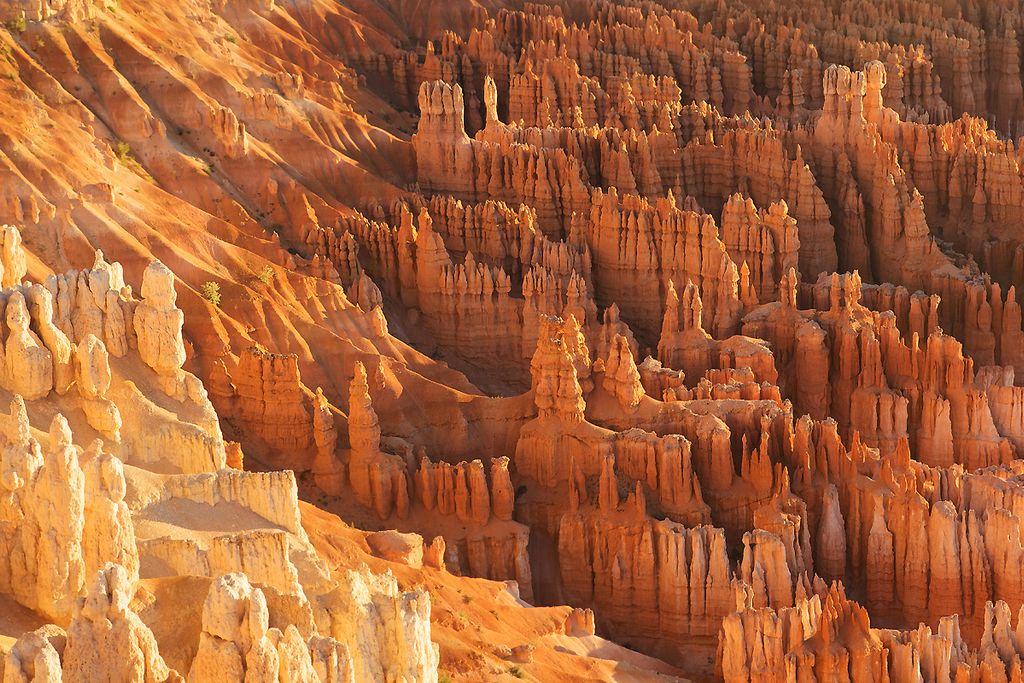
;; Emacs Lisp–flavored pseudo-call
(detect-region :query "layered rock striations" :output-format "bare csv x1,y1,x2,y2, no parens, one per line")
14,0,1024,681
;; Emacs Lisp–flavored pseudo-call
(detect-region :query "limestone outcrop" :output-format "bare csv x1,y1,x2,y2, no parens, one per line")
187,572,311,683
133,261,189,399
75,335,121,441
81,445,138,584
63,563,174,682
0,246,441,682
3,626,66,683
324,568,438,683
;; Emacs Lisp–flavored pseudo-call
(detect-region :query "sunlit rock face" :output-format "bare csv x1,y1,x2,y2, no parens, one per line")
6,0,1024,680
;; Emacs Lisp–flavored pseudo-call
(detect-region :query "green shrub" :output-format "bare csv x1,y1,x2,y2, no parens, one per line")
6,15,26,34
438,674,453,683
111,141,155,181
508,666,524,679
200,281,221,306
114,141,133,161
256,266,274,284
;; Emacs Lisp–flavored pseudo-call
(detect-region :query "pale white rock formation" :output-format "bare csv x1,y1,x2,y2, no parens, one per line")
74,334,112,400
0,226,26,289
1,402,137,626
81,442,138,584
113,380,226,473
308,636,355,683
26,284,73,395
0,248,440,683
4,292,53,400
137,531,303,600
187,573,280,682
31,413,86,622
137,469,305,538
324,567,439,683
43,250,133,358
272,626,318,682
62,563,175,683
75,334,122,441
2,625,65,683
187,572,318,683
133,261,188,399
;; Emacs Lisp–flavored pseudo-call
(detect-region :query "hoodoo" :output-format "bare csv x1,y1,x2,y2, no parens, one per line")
4,0,1024,681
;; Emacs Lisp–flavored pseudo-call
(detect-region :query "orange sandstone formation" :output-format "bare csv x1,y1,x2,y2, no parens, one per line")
10,0,1024,681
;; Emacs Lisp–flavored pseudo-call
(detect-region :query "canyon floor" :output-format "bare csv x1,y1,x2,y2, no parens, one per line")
4,0,1024,681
